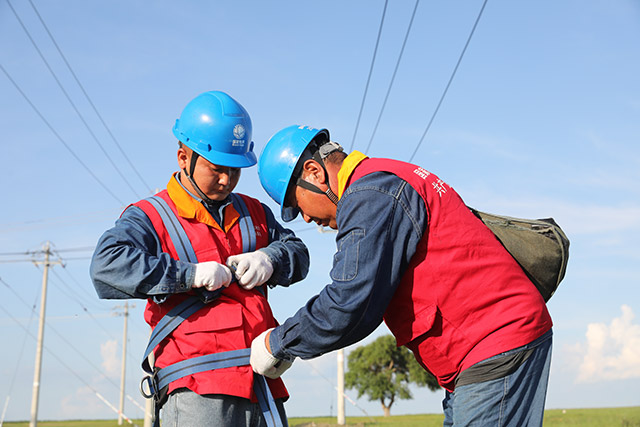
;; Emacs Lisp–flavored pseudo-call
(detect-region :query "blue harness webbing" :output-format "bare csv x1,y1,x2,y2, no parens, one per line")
231,192,258,253
145,196,199,264
139,194,283,427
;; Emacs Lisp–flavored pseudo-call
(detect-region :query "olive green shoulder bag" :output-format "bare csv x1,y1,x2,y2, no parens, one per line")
469,208,570,302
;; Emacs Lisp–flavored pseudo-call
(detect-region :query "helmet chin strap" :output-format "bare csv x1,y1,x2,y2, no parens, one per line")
295,148,339,206
296,178,338,205
182,151,221,206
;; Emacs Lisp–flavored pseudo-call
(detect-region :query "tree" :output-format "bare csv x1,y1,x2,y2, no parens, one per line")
344,334,440,416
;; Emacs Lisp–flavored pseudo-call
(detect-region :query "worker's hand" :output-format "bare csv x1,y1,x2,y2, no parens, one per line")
250,329,293,379
193,261,233,292
226,250,274,290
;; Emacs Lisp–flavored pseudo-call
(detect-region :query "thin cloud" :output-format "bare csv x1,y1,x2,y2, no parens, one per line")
462,193,640,236
100,339,119,377
576,305,640,383
59,386,108,419
553,204,640,235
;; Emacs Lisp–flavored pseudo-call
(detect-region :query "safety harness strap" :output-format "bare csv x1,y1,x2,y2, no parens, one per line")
254,373,284,426
147,195,224,303
139,194,283,427
141,296,205,375
156,348,251,390
146,196,198,263
230,193,257,252
141,194,260,365
141,349,283,427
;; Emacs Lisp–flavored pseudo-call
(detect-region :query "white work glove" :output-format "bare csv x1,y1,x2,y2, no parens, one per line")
193,261,233,292
250,328,293,379
226,250,274,290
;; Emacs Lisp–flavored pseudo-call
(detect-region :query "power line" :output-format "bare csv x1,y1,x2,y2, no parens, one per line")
0,301,142,425
0,246,94,256
363,0,421,155
43,246,148,368
0,64,125,206
0,246,92,257
291,225,324,234
0,259,40,264
301,359,373,420
348,0,389,152
409,0,489,162
0,278,38,418
0,208,118,234
25,0,154,195
52,255,91,261
52,246,95,253
1,269,143,372
5,0,142,200
0,258,94,320
49,268,106,313
0,251,32,256
0,247,90,258
0,275,143,399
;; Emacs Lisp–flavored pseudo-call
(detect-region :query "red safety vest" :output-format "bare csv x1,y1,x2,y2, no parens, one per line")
134,187,288,401
347,157,552,391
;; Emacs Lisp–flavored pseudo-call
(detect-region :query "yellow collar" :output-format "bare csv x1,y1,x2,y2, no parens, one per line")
166,173,239,232
337,151,369,199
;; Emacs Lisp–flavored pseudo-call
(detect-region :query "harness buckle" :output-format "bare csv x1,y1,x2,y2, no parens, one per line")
140,372,159,401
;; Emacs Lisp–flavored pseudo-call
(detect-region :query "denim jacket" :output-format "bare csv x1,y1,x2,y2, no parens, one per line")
270,167,427,360
90,179,310,301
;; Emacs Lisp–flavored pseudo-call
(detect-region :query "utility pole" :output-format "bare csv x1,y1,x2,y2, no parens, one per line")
143,337,155,427
29,241,61,427
314,226,346,424
118,302,129,425
337,349,345,425
143,390,155,427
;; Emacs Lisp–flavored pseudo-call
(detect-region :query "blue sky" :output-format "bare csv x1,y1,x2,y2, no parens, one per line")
1,0,639,422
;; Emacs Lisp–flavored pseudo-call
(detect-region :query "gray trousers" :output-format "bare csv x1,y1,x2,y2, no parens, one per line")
161,389,287,427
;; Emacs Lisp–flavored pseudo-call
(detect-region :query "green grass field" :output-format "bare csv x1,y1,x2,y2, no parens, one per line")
290,407,640,426
3,407,639,427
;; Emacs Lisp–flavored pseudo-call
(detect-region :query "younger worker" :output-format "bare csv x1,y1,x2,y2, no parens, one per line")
90,93,309,427
250,125,553,426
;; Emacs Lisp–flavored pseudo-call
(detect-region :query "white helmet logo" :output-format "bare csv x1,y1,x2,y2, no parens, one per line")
233,124,245,139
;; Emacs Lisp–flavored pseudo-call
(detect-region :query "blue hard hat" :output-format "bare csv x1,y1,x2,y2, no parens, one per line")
172,91,256,168
258,125,329,222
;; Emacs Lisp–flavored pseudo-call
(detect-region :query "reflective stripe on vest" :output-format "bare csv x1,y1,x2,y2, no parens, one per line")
139,194,283,427
146,196,199,263
230,192,257,253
